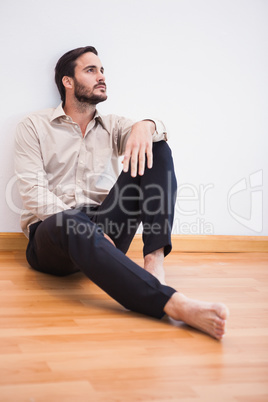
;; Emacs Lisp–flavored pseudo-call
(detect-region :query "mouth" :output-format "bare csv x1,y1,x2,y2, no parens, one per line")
95,84,106,90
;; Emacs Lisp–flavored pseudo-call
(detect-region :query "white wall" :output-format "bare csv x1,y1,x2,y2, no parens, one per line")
0,0,267,235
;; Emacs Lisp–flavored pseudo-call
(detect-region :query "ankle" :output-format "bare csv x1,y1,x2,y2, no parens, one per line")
144,248,164,264
164,292,188,321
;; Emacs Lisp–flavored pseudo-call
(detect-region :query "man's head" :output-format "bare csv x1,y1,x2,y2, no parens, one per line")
55,46,107,106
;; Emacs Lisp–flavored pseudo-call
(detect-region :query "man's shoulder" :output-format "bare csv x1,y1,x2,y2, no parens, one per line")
19,105,61,126
16,106,61,141
97,112,134,130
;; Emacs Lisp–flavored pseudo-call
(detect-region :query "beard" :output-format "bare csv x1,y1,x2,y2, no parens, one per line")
73,78,107,105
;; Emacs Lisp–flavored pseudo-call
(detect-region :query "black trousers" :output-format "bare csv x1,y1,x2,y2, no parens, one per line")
26,141,177,319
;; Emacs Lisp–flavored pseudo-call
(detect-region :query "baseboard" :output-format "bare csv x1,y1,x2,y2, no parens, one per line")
0,232,268,253
0,233,28,251
128,235,268,253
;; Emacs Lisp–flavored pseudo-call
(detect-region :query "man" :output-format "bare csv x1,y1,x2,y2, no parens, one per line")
15,46,229,340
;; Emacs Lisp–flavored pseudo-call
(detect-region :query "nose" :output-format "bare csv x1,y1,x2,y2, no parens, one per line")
98,70,105,82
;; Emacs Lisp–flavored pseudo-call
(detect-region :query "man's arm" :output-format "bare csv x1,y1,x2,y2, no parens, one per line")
116,117,168,177
122,120,155,177
15,120,70,223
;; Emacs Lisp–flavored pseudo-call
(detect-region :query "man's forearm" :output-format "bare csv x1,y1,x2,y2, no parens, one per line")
142,119,168,142
140,120,157,134
16,171,70,221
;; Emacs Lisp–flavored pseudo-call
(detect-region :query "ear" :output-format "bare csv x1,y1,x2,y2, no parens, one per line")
62,76,73,89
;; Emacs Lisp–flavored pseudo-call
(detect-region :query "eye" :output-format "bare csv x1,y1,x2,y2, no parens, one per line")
87,68,94,73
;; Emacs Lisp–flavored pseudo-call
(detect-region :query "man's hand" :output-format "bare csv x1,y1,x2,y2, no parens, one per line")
122,120,155,177
103,233,116,247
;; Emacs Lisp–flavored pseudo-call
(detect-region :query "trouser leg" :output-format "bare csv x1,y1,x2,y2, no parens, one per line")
90,140,177,257
26,210,176,318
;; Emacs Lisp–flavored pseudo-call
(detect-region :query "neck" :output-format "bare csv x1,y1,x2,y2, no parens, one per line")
63,97,96,135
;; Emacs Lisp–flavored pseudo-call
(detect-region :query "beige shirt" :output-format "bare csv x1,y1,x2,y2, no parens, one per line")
15,103,168,237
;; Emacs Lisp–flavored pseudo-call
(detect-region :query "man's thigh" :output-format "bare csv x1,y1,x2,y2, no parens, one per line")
26,213,80,276
91,170,142,253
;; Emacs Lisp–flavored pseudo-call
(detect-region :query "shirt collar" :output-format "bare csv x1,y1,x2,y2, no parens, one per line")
50,103,66,122
94,110,108,131
50,103,107,130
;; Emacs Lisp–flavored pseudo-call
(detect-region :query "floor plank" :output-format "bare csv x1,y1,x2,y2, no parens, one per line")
0,251,267,401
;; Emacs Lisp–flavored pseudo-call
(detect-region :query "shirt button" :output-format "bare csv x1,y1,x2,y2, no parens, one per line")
66,116,70,120
75,124,79,129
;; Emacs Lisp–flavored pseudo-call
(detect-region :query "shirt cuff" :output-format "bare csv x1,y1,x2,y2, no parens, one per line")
142,119,168,141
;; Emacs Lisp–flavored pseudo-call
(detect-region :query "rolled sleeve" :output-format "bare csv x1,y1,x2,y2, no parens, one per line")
142,119,168,142
115,116,168,155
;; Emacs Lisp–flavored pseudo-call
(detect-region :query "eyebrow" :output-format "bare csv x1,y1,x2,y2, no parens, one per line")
83,65,104,73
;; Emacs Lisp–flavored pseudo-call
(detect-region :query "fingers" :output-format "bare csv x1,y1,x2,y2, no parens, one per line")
138,145,146,176
122,150,131,174
123,142,152,177
146,142,153,170
130,146,139,177
122,120,154,176
123,142,138,176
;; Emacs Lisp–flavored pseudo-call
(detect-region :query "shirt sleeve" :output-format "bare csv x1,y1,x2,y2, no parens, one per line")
115,116,168,155
144,119,168,142
15,119,70,223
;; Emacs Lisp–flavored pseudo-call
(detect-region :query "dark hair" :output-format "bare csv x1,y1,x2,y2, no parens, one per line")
55,46,98,105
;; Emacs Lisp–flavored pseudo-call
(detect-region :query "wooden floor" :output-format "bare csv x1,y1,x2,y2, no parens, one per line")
0,251,267,401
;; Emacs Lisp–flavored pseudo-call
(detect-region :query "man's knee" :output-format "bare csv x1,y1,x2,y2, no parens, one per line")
152,141,173,166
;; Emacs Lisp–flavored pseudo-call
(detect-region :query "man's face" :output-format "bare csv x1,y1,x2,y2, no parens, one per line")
73,52,107,105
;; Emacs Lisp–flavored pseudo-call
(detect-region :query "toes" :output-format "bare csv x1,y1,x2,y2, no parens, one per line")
215,332,224,340
215,303,230,320
215,324,226,338
215,318,226,329
213,315,227,339
214,320,226,334
213,325,226,339
214,316,224,326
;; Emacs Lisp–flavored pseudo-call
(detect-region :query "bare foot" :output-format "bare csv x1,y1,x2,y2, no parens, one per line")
164,292,229,340
144,249,166,285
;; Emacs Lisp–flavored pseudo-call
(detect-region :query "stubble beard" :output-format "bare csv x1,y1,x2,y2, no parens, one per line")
74,78,107,106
